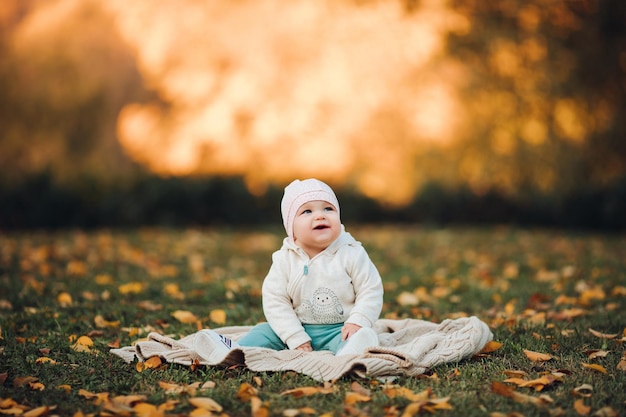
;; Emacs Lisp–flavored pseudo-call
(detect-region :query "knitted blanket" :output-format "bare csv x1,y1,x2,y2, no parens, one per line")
110,316,492,381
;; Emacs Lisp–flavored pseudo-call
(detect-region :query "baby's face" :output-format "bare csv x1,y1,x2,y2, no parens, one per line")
292,200,341,257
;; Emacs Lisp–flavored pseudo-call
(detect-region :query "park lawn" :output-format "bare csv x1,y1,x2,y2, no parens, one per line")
0,225,625,417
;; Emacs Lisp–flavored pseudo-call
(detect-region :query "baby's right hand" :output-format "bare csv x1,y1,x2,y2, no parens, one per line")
295,342,313,352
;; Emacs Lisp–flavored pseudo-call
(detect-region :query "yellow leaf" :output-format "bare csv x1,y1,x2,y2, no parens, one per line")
581,363,607,374
57,292,73,307
118,282,146,295
158,381,183,394
574,399,591,415
188,397,223,412
71,336,94,353
523,349,553,362
94,315,120,328
163,283,184,299
95,274,114,285
171,310,199,324
209,309,227,325
35,357,57,365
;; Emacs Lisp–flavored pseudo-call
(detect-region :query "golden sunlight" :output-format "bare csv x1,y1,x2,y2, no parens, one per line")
103,0,469,205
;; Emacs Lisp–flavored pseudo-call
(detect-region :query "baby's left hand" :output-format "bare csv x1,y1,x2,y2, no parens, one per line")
341,323,362,341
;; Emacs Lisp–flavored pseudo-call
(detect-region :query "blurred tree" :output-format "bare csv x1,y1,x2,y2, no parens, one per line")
0,0,147,186
447,0,626,198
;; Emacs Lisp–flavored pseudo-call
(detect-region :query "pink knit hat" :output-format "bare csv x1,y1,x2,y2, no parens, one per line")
281,179,340,239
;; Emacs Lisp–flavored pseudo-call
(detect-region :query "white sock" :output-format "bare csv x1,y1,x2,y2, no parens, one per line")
193,329,239,363
336,327,378,356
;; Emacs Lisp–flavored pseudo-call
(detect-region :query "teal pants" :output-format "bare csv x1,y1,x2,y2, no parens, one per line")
238,322,346,353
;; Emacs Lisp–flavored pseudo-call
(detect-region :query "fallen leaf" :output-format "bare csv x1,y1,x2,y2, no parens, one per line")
171,310,199,324
251,396,269,417
581,363,607,374
188,397,223,412
503,370,529,378
237,382,259,402
588,328,618,339
35,357,57,365
136,356,163,372
523,349,554,362
57,292,73,307
573,399,591,415
118,282,146,295
71,336,94,353
133,402,164,417
571,384,593,398
617,353,626,371
592,407,618,417
281,386,335,397
94,315,120,328
23,405,56,417
209,309,227,325
350,381,371,396
14,376,38,388
344,392,371,405
583,349,610,360
503,375,558,391
479,340,503,354
491,381,554,407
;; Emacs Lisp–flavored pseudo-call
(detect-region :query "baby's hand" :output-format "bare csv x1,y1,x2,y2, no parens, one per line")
341,323,362,341
295,342,313,352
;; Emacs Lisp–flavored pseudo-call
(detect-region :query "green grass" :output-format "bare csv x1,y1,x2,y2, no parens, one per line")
1,226,625,416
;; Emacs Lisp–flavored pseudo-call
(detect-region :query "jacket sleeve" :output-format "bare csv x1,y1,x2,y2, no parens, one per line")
345,246,384,328
262,251,311,349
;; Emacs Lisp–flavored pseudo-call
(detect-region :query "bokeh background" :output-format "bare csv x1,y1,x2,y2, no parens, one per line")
1,0,625,230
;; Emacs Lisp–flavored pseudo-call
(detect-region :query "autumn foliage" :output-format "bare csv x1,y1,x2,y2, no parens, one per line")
0,226,624,416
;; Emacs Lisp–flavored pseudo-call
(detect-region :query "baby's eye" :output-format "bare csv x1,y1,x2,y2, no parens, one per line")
300,209,312,215
324,206,334,212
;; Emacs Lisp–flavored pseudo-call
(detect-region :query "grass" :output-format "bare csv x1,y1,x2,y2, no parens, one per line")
0,225,625,416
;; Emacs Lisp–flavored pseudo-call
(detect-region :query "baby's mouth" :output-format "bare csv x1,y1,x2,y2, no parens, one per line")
314,225,329,230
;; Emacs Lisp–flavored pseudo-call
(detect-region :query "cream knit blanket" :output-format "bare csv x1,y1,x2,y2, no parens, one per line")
111,316,492,381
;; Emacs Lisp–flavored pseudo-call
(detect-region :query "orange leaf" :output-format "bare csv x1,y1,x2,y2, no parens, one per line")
237,382,258,402
573,399,591,415
23,405,56,417
581,363,607,374
57,292,73,307
71,336,94,353
133,402,163,417
281,386,335,397
250,396,269,417
344,392,371,405
118,282,146,295
479,340,503,354
523,349,553,362
617,353,626,372
136,356,163,372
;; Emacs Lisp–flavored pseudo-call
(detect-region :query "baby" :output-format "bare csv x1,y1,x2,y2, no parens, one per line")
195,178,384,361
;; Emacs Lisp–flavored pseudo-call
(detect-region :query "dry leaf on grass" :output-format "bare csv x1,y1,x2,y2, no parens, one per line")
581,363,607,374
523,349,554,362
588,328,618,339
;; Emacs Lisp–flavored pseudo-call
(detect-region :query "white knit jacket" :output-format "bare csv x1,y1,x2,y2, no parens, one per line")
262,228,384,349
